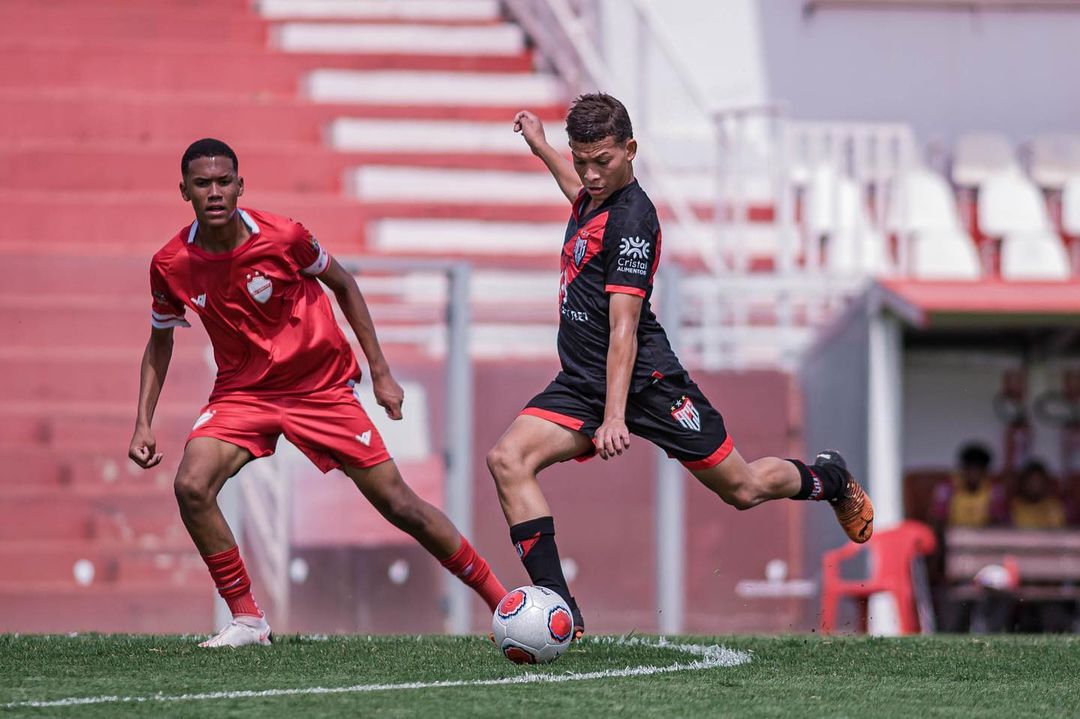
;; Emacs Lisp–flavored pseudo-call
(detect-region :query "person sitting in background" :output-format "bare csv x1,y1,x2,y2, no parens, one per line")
1010,459,1065,530
930,443,1008,528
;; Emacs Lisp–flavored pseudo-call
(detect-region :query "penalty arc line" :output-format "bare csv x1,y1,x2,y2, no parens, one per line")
3,638,752,710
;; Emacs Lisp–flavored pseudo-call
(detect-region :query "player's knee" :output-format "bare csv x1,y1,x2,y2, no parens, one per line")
173,471,216,514
485,442,523,485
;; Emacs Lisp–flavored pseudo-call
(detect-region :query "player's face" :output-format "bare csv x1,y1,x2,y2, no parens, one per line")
570,136,637,205
180,156,244,227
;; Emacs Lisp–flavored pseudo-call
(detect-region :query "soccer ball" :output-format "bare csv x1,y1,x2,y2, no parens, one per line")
491,585,574,664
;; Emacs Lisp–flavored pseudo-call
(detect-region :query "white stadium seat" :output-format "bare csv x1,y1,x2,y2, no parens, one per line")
978,170,1052,237
886,167,963,234
1000,232,1071,281
806,164,889,275
886,167,979,279
952,132,1019,188
1028,134,1080,190
909,229,981,280
1062,175,1080,237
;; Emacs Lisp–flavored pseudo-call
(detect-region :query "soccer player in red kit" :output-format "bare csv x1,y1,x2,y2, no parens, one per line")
128,139,506,647
488,95,874,638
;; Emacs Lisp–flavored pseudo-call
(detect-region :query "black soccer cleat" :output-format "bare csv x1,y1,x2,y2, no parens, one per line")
816,449,875,544
567,596,585,641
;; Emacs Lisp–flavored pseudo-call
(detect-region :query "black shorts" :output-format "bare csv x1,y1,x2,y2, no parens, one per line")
521,373,733,470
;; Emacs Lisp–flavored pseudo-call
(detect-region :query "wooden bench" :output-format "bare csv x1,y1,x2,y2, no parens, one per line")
945,527,1080,603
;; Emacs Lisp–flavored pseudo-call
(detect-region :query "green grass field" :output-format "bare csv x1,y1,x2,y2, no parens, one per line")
2,633,1078,718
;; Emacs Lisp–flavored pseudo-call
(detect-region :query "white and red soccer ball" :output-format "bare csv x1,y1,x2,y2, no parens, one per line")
491,585,574,664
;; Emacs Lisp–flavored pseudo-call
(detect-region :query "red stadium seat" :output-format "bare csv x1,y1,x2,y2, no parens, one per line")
820,520,937,635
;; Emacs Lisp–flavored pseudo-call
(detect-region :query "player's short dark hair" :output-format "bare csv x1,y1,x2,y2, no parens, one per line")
565,93,633,144
181,138,238,176
958,442,993,469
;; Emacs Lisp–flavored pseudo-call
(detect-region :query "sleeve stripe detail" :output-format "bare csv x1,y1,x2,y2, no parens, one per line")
301,247,330,276
151,317,191,329
605,284,647,298
151,310,185,322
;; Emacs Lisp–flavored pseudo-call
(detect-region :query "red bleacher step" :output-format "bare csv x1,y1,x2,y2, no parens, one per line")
0,46,532,94
0,353,212,403
0,8,268,45
0,490,181,542
0,90,566,144
0,143,543,193
0,401,199,448
0,542,202,584
0,445,178,489
0,584,212,633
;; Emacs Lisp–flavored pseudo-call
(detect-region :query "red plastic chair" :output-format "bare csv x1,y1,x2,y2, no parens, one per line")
820,520,937,634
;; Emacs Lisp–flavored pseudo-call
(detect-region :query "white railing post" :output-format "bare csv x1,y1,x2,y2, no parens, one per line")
444,263,473,634
655,265,685,636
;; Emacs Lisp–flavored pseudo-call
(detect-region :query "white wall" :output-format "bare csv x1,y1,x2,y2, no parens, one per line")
757,2,1080,144
602,1,1080,147
903,351,1068,473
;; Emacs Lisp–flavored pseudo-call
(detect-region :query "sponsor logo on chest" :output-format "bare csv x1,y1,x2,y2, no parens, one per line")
618,236,651,276
245,271,273,304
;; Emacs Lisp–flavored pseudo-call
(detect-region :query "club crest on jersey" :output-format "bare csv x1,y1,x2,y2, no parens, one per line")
245,271,273,304
573,231,588,266
670,395,701,432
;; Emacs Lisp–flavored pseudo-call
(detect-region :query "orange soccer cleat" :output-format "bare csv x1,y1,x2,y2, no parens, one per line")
816,450,875,544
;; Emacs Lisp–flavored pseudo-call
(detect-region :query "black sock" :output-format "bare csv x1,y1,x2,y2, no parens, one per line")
788,459,846,501
509,516,573,608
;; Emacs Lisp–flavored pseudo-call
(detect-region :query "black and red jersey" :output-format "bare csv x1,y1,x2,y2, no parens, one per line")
556,180,685,394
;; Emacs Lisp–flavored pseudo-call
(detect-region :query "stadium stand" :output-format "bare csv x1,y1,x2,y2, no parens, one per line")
0,0,565,632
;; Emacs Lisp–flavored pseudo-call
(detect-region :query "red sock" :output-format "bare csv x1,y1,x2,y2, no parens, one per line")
201,546,263,618
440,537,507,612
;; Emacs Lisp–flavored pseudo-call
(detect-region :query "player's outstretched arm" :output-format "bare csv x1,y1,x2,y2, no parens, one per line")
129,327,174,469
513,110,582,204
595,293,643,460
319,258,405,420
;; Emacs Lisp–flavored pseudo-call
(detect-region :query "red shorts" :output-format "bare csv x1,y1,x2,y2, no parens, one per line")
187,382,391,473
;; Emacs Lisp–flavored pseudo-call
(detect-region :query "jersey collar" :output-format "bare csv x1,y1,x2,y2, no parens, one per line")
187,208,260,244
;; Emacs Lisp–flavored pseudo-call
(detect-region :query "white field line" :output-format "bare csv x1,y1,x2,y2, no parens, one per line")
3,637,751,710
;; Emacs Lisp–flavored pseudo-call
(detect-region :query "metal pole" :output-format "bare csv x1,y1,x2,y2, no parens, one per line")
655,265,685,635
444,263,473,634
867,309,903,636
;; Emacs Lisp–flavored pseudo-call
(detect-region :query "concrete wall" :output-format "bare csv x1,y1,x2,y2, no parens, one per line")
903,351,1074,474
607,0,1080,147
754,2,1080,144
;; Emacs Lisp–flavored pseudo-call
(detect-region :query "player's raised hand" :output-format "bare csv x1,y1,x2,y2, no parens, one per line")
513,110,548,155
128,425,164,469
373,374,405,420
594,418,631,460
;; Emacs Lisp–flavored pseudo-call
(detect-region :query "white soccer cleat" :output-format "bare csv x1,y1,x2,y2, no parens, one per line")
198,615,272,648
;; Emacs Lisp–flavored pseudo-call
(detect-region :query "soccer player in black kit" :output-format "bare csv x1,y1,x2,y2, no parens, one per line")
486,94,875,638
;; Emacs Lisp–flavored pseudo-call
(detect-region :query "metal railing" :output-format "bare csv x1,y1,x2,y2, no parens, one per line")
231,258,474,634
506,0,920,373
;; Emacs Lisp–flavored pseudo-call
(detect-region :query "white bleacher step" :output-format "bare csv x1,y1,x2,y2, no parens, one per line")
376,323,558,360
305,70,561,106
358,269,556,304
349,166,559,203
257,0,500,22
273,22,524,55
328,118,569,155
371,219,564,255
348,166,718,204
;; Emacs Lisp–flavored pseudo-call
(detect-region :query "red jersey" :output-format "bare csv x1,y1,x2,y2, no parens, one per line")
149,208,359,401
